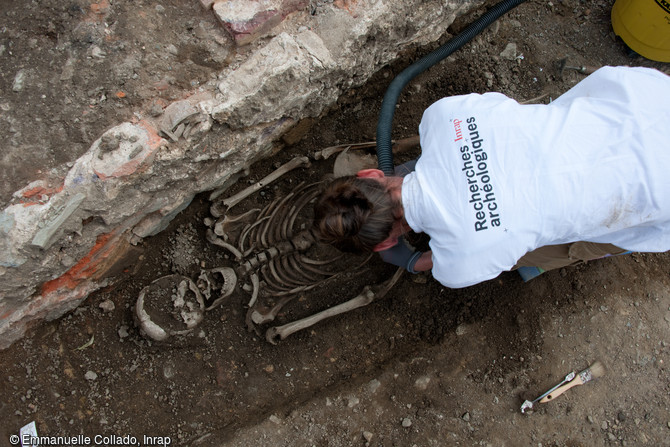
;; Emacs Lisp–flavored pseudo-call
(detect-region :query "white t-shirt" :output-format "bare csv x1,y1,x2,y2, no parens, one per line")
402,66,670,288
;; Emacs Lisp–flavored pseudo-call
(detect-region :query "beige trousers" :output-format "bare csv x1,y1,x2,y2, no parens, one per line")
513,242,627,271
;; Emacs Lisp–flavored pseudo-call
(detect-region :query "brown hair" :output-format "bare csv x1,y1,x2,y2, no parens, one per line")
313,176,397,253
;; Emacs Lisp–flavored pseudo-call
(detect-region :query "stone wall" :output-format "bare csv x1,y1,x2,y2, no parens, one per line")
0,0,480,348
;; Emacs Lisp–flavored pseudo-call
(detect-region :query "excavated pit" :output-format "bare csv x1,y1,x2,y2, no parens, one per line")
2,0,670,445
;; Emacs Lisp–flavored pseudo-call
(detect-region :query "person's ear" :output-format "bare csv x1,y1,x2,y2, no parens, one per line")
373,236,398,252
357,168,385,179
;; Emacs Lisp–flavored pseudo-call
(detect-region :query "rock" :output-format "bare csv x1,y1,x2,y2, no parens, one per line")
401,418,412,428
117,325,129,339
213,31,336,128
30,193,87,250
212,0,309,46
362,431,373,442
500,42,517,60
163,365,175,379
84,371,98,381
414,376,431,390
98,299,115,313
12,69,27,92
462,412,471,422
367,379,381,393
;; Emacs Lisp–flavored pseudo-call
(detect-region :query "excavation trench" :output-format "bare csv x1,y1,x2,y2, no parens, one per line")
3,0,670,445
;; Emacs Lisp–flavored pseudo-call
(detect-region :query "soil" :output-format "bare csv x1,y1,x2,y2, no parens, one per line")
2,0,670,446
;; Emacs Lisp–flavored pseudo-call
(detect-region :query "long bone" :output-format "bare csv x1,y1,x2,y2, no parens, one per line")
311,135,420,160
248,273,260,307
222,156,311,210
265,267,404,344
247,252,374,329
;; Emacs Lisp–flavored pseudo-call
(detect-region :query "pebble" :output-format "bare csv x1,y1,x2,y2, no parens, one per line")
347,396,360,408
414,376,430,390
166,44,179,56
362,431,373,442
99,299,115,312
84,371,98,381
12,69,26,92
500,43,517,60
163,365,175,379
412,274,427,284
367,379,381,393
401,418,412,428
462,412,471,422
91,46,106,58
601,421,608,430
118,325,129,339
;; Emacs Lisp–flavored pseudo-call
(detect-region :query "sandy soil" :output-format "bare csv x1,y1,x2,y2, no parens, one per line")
2,0,670,446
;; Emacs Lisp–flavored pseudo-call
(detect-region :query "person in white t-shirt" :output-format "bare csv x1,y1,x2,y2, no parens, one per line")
313,66,670,288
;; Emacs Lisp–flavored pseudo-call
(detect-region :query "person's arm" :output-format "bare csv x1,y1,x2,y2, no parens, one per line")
412,251,433,272
377,159,427,273
378,238,428,273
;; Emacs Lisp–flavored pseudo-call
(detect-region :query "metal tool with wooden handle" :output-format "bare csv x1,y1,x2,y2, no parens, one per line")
539,361,605,403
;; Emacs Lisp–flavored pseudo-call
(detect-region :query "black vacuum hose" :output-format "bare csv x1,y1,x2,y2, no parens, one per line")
376,0,528,175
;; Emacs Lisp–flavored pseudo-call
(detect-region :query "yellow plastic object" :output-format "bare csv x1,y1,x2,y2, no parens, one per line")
611,0,670,62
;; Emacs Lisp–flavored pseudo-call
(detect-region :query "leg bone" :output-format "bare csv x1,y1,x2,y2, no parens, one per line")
265,267,404,344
